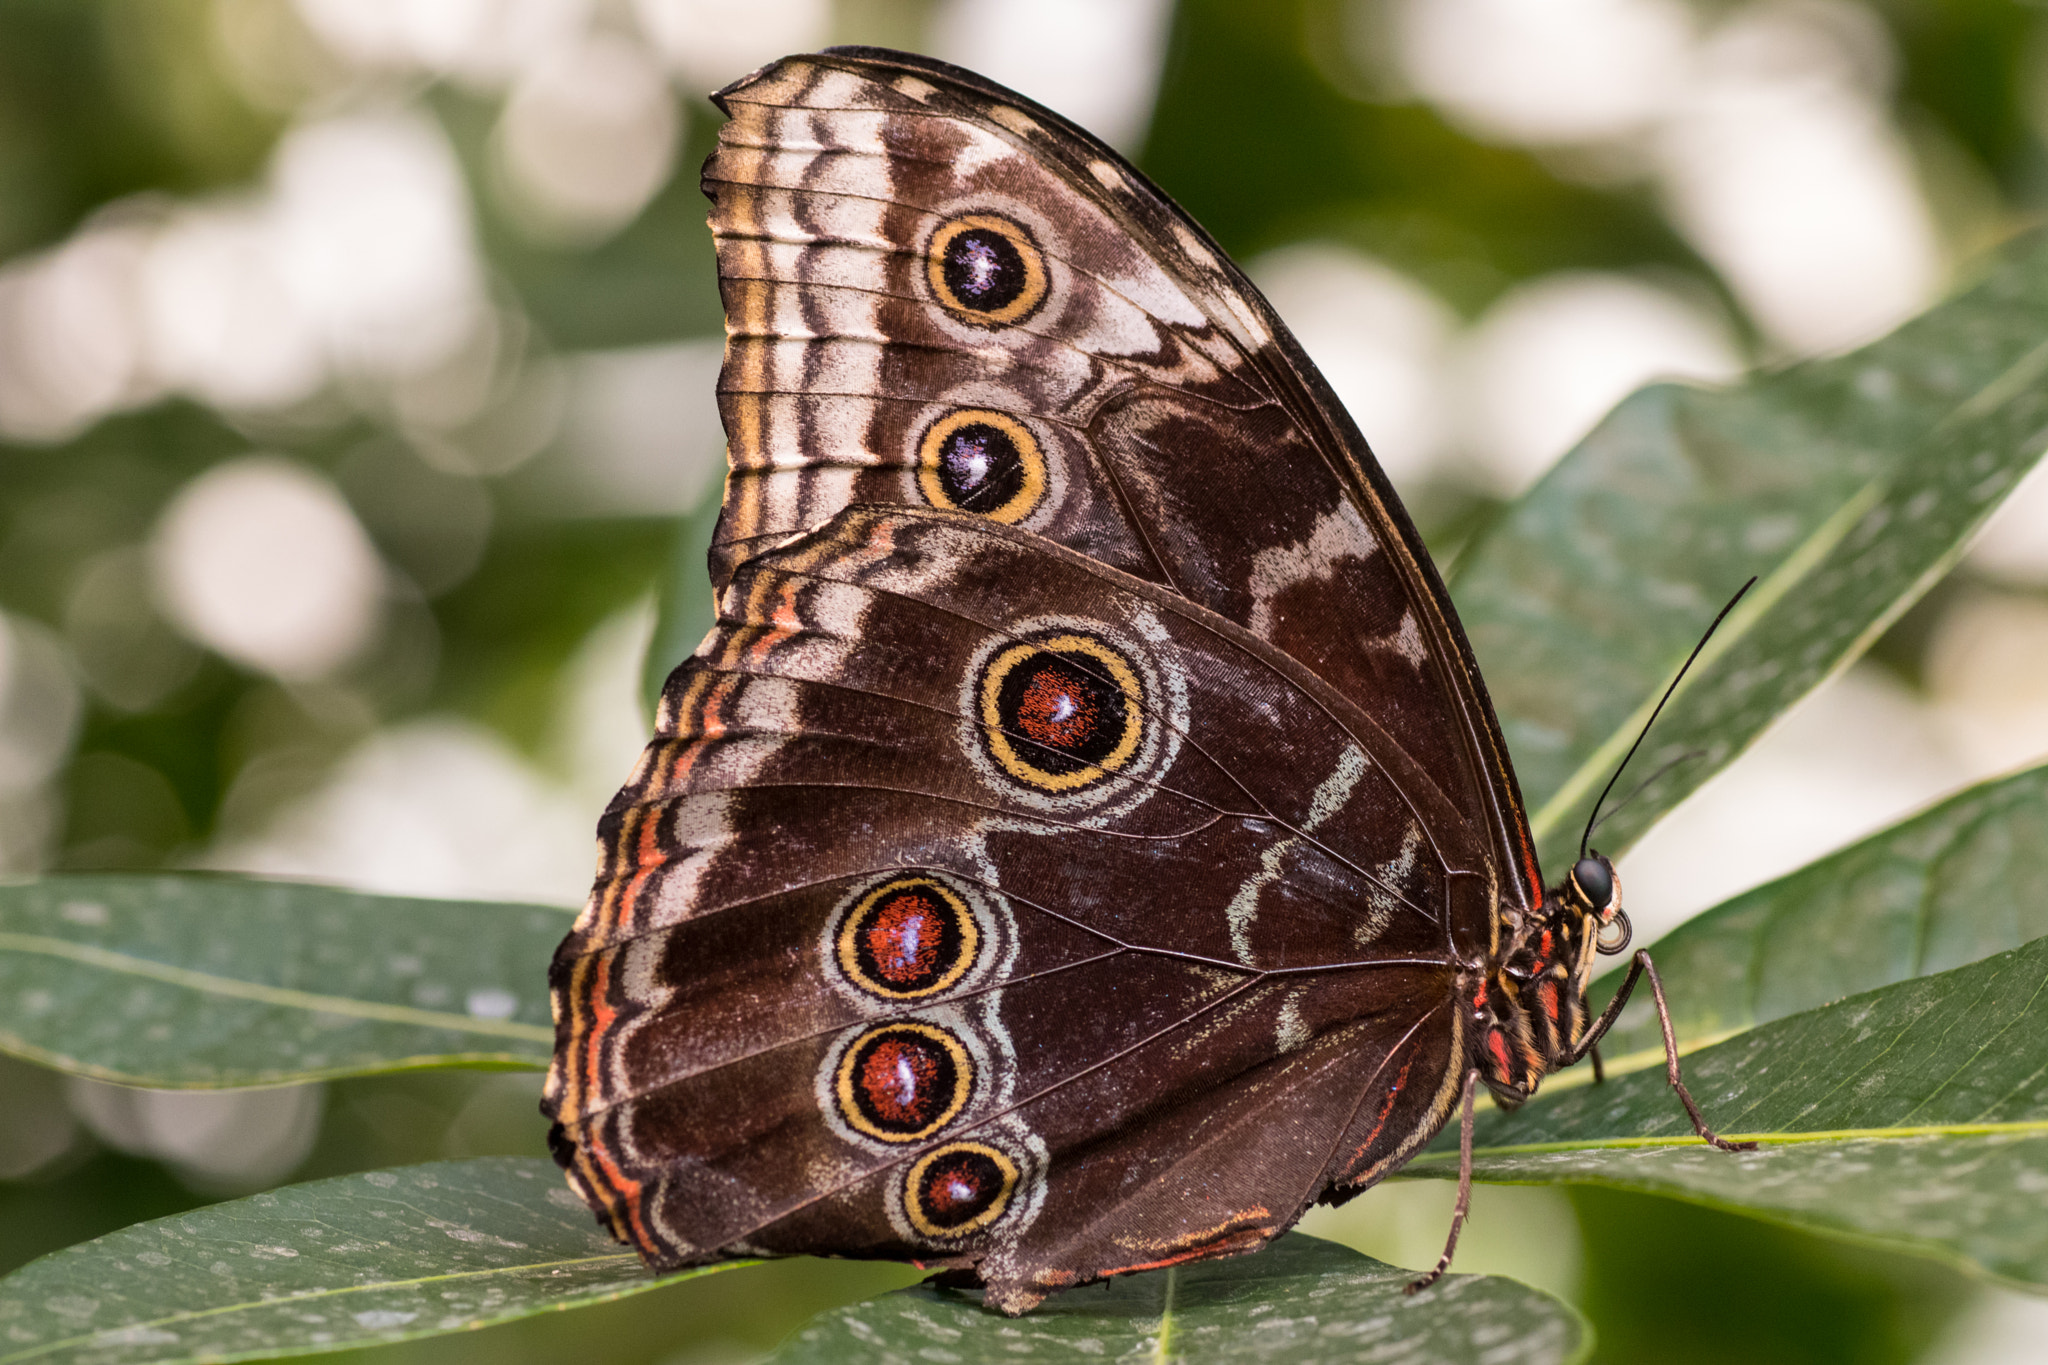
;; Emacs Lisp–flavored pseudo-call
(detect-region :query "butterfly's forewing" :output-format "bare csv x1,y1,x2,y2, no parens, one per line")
548,507,1475,1309
702,48,1540,922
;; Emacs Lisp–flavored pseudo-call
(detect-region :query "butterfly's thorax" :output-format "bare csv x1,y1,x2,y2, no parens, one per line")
1469,862,1617,1106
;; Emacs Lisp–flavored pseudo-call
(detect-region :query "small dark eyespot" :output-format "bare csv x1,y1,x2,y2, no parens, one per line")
1570,856,1615,912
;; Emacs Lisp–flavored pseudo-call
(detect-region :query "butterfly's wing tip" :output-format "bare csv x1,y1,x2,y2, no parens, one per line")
708,61,778,111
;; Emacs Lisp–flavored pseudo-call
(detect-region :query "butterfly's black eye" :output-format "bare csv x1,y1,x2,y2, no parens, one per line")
927,214,1048,324
1570,856,1615,913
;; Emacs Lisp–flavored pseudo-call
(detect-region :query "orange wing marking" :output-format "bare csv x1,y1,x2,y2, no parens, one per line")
1347,1059,1413,1168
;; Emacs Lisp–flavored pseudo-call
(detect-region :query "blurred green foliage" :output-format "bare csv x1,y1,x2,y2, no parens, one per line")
0,0,280,263
1572,1187,1971,1365
2,0,2043,1360
1154,0,1722,317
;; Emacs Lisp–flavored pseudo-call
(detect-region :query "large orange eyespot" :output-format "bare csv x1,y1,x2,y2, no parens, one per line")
833,1022,973,1143
926,215,1048,325
977,633,1143,793
833,876,981,1000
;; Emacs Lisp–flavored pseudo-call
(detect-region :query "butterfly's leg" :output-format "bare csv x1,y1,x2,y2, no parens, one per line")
1589,1044,1606,1085
1568,951,1755,1153
1406,1068,1480,1295
1638,951,1757,1152
1567,954,1645,1061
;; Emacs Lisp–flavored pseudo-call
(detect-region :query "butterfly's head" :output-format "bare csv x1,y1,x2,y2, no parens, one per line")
1541,851,1631,1016
1564,852,1632,960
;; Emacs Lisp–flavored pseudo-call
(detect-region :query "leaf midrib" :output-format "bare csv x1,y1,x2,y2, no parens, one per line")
0,933,553,1042
1400,1117,2048,1165
1153,1265,1179,1363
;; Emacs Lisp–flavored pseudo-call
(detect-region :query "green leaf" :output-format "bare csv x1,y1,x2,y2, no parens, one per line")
768,1233,1587,1365
0,1157,731,1365
1454,232,2048,874
1408,929,2048,1289
1592,760,2048,1074
0,876,563,1087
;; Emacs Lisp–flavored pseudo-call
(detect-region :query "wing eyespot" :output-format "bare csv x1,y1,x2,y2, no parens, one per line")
916,409,1047,523
977,632,1144,793
833,875,984,1000
926,214,1048,325
902,1140,1021,1237
833,1022,974,1143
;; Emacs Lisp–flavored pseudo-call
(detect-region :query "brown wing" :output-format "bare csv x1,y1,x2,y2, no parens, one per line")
545,507,1472,1307
701,46,1542,920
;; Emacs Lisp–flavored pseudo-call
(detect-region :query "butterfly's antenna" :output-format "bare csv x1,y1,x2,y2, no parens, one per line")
1579,578,1758,860
1588,749,1706,841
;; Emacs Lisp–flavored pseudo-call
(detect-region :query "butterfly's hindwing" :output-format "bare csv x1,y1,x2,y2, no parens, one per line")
546,508,1476,1297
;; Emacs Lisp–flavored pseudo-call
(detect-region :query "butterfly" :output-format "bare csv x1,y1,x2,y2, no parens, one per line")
542,45,1750,1315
